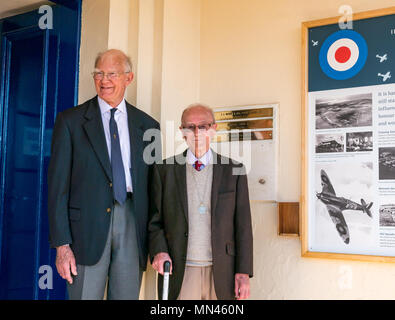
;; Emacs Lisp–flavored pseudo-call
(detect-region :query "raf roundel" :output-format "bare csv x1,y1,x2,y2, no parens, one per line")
319,30,368,80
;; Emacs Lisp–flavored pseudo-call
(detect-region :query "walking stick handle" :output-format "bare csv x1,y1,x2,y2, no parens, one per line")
162,260,171,300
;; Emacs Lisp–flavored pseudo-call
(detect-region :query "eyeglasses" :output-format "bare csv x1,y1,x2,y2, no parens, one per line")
181,123,214,132
92,71,130,80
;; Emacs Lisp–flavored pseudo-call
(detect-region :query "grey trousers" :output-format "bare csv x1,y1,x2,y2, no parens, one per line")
67,198,142,300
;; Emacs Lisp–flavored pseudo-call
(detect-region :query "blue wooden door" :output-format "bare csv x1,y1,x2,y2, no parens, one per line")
0,1,81,300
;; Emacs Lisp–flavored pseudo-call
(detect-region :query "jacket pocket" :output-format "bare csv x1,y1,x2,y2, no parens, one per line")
69,208,81,221
226,242,236,256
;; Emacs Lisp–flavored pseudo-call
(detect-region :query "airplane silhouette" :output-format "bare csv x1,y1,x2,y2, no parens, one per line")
378,71,391,82
376,53,388,63
311,40,319,46
316,169,373,244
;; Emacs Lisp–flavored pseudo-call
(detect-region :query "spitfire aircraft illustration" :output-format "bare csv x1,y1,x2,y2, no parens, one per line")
311,40,319,46
378,71,391,82
316,169,373,244
376,53,388,63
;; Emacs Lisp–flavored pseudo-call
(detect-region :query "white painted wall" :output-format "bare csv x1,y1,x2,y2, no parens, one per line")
78,0,110,104
108,0,130,52
160,0,201,158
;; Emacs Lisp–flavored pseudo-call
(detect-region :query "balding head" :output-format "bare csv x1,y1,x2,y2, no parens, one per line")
180,103,217,158
181,103,215,126
94,49,133,73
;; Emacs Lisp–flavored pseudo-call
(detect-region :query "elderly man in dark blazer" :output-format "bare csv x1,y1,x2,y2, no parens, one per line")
48,49,160,299
148,104,253,300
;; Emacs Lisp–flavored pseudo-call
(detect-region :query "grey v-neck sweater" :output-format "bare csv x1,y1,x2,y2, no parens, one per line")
185,163,213,266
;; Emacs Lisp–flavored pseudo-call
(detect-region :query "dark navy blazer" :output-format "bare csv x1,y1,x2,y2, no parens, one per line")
48,96,161,269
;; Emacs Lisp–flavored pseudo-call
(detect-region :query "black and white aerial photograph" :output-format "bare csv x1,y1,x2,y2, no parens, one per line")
379,147,395,180
315,133,344,153
379,204,395,227
346,131,373,152
314,161,374,247
315,93,372,129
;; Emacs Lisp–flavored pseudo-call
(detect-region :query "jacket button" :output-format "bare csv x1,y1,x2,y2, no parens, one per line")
184,232,188,237
109,183,113,187
106,208,111,213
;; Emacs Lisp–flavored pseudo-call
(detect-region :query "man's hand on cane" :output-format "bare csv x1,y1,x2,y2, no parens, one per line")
152,252,173,275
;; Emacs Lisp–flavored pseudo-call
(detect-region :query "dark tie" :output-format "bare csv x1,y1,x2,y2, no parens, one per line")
110,108,127,204
193,160,204,171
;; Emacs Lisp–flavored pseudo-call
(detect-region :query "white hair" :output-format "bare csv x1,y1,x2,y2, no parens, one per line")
94,49,133,72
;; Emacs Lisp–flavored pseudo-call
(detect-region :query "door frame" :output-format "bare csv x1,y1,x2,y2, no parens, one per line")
0,0,81,299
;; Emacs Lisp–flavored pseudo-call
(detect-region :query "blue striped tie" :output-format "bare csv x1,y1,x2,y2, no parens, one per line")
110,108,127,205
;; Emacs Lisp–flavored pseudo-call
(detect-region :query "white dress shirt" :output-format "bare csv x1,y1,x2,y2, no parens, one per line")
98,96,133,193
187,148,213,166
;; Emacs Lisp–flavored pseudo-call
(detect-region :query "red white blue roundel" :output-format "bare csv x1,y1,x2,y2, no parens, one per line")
319,30,368,80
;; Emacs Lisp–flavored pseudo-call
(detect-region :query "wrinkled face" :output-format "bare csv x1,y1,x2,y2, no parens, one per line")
94,53,133,107
180,107,217,154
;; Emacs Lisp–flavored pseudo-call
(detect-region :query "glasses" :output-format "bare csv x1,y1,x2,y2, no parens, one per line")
182,123,214,132
92,71,130,80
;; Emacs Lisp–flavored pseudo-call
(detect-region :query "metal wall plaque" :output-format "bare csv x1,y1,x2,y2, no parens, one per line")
214,108,273,121
215,119,273,131
212,104,278,202
213,130,273,142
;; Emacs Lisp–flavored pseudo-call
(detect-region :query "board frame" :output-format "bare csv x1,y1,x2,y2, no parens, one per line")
301,6,395,262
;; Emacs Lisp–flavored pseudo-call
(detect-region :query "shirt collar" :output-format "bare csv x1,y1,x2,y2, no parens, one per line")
97,96,126,115
187,148,212,166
